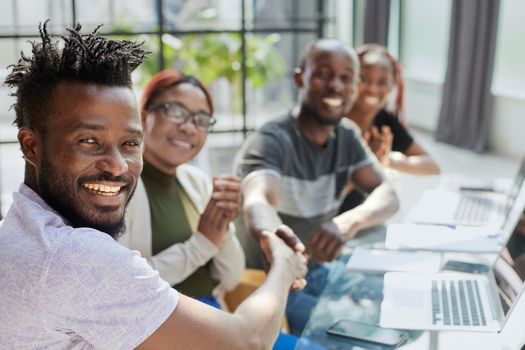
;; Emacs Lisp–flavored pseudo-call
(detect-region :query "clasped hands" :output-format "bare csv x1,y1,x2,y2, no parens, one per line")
363,125,393,167
259,219,356,291
198,175,241,247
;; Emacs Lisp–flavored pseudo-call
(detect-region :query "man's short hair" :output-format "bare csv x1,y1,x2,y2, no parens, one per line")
5,20,147,132
297,38,358,72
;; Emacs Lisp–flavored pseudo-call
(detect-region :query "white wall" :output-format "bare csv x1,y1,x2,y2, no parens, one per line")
405,77,525,160
404,77,442,132
490,93,525,159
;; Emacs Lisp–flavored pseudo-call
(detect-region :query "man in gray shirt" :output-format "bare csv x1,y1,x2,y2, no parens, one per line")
0,21,307,349
236,39,399,334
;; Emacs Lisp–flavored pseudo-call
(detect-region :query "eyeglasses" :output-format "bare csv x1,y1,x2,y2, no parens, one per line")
147,101,216,131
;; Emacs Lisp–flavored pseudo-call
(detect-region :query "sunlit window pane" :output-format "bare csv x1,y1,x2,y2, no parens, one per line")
401,0,451,82
493,0,525,93
0,0,72,35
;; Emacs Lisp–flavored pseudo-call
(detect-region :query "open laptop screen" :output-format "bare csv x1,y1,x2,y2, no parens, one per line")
501,157,525,222
498,215,525,317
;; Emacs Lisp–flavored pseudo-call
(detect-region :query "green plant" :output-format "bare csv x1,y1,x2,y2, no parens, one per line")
157,32,285,113
110,24,286,112
173,33,285,88
150,33,284,88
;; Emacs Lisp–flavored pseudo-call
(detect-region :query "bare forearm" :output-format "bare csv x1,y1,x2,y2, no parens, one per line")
141,263,296,350
388,152,440,175
233,261,294,349
335,181,399,238
243,202,283,240
137,223,306,350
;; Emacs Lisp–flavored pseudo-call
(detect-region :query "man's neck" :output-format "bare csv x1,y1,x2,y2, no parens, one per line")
347,107,377,132
23,164,40,195
295,106,336,146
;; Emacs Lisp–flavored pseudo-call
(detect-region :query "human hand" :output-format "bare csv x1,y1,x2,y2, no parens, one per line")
211,176,241,221
306,221,345,263
259,226,307,291
364,126,393,166
259,226,308,291
376,125,393,166
198,176,241,246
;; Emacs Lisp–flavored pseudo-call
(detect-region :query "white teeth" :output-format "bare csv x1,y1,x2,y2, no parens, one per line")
322,97,343,107
83,183,121,195
173,140,192,149
364,96,380,104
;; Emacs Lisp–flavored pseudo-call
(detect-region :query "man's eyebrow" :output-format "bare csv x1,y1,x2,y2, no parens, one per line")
128,128,144,138
70,123,143,137
69,122,105,132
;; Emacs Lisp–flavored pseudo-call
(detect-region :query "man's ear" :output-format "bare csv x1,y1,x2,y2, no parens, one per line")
293,68,303,88
18,127,39,168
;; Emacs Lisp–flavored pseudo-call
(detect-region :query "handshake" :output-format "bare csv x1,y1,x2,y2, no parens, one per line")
259,225,309,291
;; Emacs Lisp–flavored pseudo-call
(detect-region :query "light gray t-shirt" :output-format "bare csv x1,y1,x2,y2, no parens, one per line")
0,184,178,349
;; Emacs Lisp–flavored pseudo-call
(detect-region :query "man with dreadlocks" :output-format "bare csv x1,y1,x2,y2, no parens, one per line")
0,21,307,349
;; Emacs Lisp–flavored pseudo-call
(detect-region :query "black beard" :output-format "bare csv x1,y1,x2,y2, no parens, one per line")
304,104,343,126
38,159,133,240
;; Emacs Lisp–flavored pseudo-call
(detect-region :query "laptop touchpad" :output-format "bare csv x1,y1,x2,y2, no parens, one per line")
392,289,425,307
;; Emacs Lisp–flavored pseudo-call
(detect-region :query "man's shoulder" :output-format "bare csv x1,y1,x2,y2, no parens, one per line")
44,228,154,295
70,227,133,256
38,226,128,271
257,114,295,135
336,118,362,140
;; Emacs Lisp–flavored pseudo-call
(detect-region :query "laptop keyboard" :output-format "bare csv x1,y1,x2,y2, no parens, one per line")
454,194,493,223
432,279,487,326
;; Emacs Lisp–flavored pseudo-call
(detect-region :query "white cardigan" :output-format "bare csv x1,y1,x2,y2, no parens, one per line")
119,164,245,292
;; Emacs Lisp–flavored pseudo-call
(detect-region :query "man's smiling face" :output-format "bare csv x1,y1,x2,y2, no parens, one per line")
36,81,143,238
297,44,359,126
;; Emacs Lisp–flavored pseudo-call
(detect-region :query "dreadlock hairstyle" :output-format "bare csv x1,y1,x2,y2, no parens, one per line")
5,20,147,132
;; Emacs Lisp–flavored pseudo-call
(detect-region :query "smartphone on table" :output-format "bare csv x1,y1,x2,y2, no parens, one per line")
443,260,490,274
326,319,409,347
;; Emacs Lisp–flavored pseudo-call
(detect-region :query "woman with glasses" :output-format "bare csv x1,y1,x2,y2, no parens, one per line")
119,69,245,309
120,70,297,349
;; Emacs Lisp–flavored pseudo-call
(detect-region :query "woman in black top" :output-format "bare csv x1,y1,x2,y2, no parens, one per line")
347,44,440,175
340,44,439,212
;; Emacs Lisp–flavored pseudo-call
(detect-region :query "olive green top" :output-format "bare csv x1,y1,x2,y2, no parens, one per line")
141,160,217,297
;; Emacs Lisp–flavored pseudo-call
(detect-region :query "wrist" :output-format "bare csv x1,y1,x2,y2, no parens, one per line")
267,256,294,283
199,227,227,247
333,214,362,241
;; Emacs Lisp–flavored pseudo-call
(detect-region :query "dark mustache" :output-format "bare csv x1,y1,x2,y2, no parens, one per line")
80,172,132,186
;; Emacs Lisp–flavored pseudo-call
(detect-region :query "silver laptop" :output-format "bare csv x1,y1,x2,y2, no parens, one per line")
407,157,525,226
385,174,525,253
380,230,525,332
